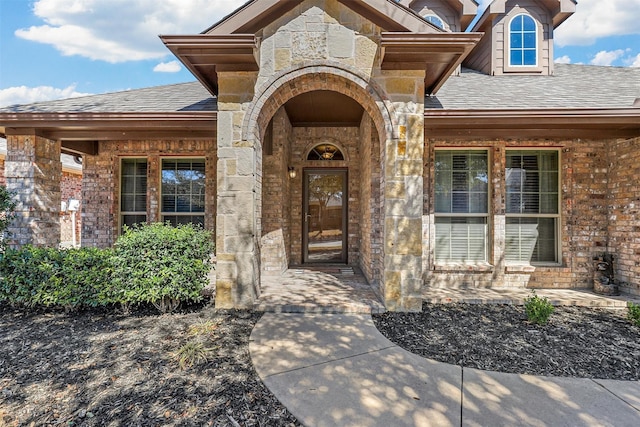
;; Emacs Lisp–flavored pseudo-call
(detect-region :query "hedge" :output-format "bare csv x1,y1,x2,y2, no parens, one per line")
0,223,214,313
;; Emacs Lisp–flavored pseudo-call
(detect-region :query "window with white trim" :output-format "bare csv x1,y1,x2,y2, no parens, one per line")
424,14,445,29
505,150,559,264
161,159,205,227
120,158,147,230
435,150,489,262
509,14,537,67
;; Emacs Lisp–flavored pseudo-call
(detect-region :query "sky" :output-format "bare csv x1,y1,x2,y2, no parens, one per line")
0,0,639,108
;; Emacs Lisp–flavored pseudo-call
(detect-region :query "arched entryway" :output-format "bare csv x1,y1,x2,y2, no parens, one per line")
246,65,393,293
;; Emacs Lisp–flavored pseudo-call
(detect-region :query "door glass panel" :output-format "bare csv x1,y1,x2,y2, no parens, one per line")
305,170,346,263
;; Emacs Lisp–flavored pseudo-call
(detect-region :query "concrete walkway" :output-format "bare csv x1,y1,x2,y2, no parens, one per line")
250,313,640,427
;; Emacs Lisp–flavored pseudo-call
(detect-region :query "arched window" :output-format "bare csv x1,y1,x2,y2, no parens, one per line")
509,14,537,67
424,14,445,30
307,144,344,161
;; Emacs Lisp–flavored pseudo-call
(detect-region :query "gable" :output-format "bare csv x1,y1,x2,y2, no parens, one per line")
206,0,442,35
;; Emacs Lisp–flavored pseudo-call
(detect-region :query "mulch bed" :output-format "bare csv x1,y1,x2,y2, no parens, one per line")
0,302,300,427
3,301,639,426
373,303,640,381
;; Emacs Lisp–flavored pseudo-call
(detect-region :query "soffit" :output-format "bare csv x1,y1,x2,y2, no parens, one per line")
0,112,217,152
381,32,483,94
472,0,576,31
283,91,365,126
424,108,640,139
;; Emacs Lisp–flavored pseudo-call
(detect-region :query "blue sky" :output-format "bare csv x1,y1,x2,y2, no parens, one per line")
0,0,639,108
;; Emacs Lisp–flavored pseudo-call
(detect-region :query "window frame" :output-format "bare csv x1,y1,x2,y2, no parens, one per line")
424,14,445,30
504,148,562,266
505,13,541,72
433,148,491,264
159,157,206,227
119,157,148,233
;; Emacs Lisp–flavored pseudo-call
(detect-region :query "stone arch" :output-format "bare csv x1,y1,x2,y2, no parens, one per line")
242,62,396,151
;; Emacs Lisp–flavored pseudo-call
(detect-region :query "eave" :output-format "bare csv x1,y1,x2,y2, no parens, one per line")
424,108,640,139
0,112,217,155
381,32,483,94
206,0,442,35
161,34,259,96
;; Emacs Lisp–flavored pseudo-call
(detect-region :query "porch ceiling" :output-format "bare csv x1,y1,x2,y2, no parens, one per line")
283,91,365,127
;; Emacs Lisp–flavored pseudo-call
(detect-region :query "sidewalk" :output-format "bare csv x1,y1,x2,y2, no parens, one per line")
250,313,640,427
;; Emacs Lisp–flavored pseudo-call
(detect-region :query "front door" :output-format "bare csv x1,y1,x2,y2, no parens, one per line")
303,169,348,263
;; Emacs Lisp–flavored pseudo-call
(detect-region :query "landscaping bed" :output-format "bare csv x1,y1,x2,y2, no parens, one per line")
374,303,640,381
0,303,300,427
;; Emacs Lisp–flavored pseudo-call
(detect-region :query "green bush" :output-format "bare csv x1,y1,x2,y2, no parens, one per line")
0,185,16,251
628,302,640,327
108,222,214,313
524,290,554,325
0,246,112,310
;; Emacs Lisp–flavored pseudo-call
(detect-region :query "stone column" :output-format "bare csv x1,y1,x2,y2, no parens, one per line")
5,132,62,247
380,72,425,312
215,71,261,309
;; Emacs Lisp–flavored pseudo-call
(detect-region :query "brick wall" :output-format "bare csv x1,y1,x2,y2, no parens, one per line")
358,114,383,289
261,107,293,275
5,134,62,247
424,138,610,290
60,171,83,245
608,136,640,295
82,139,216,248
289,126,361,265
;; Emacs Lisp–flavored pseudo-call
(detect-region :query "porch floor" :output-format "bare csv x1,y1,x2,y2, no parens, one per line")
423,287,640,309
255,266,386,314
254,268,640,313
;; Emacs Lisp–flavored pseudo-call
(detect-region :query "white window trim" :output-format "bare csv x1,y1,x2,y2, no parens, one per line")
423,14,445,30
504,148,562,267
433,148,492,264
119,157,148,233
505,13,542,73
159,157,206,226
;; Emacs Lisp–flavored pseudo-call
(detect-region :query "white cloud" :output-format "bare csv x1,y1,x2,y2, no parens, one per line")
0,85,92,107
554,55,571,64
16,0,245,63
153,60,182,73
631,54,640,67
555,0,640,46
590,50,626,66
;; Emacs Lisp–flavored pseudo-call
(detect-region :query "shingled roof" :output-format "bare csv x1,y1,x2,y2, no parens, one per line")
426,63,640,110
1,64,638,115
0,81,215,113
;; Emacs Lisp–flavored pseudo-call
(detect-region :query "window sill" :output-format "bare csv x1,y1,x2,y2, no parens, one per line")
433,262,494,273
503,66,543,74
505,264,569,273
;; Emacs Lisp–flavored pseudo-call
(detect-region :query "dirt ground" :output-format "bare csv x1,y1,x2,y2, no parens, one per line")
0,303,300,427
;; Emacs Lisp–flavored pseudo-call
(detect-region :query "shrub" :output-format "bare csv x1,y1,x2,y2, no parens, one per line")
108,223,214,313
524,290,554,325
0,185,16,251
628,302,640,327
0,246,112,310
174,341,210,370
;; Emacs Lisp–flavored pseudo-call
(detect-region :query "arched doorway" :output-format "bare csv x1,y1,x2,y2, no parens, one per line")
247,66,392,288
